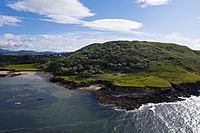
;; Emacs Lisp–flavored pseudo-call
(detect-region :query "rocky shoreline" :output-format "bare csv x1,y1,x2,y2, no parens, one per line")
50,77,200,110
1,72,200,110
95,82,200,110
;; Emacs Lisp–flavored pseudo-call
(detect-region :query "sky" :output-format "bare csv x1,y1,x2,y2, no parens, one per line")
0,0,200,52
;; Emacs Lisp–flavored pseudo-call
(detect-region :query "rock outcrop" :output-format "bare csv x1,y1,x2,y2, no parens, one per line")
50,76,200,110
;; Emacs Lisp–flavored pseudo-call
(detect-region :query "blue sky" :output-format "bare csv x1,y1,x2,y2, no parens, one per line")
0,0,200,51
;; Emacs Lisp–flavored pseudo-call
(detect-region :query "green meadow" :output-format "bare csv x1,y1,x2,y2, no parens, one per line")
56,64,200,88
1,63,39,71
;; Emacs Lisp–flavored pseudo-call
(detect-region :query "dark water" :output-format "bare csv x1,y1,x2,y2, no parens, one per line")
0,73,200,133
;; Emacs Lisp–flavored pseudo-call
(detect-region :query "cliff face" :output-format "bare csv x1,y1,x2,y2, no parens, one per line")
95,81,200,110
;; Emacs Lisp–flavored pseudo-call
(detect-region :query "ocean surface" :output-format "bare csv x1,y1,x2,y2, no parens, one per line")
0,73,200,133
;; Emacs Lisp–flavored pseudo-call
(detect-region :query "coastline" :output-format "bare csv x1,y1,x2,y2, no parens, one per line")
50,76,200,110
95,81,200,110
1,71,200,111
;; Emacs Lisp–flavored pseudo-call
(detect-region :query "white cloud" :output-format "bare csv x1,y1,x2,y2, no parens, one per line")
165,33,200,50
0,15,21,27
196,16,200,20
7,0,144,33
7,0,94,24
82,19,143,32
1,32,200,52
0,33,29,48
137,0,169,7
3,34,22,42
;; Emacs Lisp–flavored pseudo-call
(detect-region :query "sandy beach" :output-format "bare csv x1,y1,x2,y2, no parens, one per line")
0,71,41,78
79,84,102,91
0,71,10,75
12,71,37,75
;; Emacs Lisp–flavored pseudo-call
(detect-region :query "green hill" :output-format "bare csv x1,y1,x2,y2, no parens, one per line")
45,41,200,87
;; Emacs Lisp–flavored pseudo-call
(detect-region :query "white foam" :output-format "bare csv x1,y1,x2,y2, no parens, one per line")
111,96,200,132
138,96,200,132
14,102,22,105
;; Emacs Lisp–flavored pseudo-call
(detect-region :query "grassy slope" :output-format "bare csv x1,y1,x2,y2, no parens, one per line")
57,64,200,87
1,63,39,71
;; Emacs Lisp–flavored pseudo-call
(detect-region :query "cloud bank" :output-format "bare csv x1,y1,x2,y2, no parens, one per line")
165,33,200,50
1,32,200,52
0,32,141,52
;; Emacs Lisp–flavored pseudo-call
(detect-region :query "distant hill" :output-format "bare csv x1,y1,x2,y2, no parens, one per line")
0,49,58,55
46,40,200,76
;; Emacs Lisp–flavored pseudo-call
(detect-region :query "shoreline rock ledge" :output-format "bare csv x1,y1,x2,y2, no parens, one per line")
50,77,200,110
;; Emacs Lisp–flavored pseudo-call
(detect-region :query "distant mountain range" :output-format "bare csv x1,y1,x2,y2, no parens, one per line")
0,49,59,55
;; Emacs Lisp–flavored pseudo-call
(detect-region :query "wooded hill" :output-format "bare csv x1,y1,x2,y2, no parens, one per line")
46,41,200,77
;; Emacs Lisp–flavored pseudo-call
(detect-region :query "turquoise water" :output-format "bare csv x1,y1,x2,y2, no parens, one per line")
0,73,200,133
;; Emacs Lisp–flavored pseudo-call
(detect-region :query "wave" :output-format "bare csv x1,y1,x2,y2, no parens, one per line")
112,96,200,133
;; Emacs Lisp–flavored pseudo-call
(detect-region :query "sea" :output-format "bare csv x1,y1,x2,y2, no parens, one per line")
0,73,199,133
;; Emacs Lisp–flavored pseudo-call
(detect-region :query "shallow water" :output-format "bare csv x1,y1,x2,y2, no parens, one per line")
0,73,200,133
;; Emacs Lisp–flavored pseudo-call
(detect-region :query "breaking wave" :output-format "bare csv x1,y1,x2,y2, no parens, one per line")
112,96,200,133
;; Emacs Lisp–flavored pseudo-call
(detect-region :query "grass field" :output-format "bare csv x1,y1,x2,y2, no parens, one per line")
56,65,200,87
1,64,39,71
